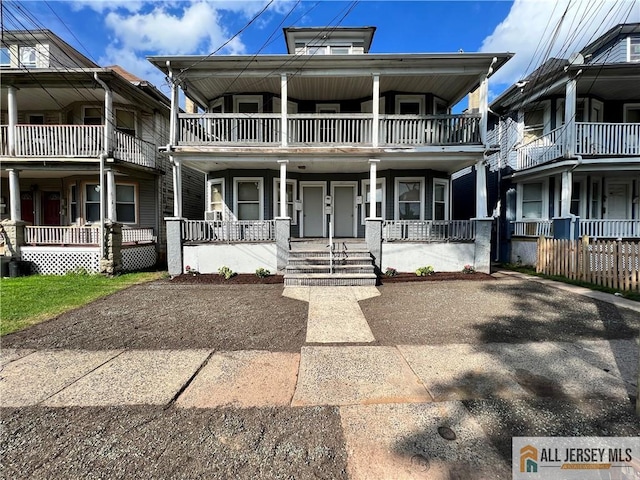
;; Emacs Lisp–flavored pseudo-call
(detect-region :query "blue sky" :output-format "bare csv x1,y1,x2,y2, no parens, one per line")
5,0,640,102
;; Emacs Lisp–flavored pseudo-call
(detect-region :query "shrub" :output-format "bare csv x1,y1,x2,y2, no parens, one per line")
462,264,476,274
218,266,236,280
255,267,271,278
415,265,435,277
185,265,199,276
384,267,398,277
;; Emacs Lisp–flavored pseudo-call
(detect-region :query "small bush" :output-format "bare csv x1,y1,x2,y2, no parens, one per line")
185,265,199,276
255,267,271,278
462,264,476,274
415,265,435,277
218,266,236,280
65,266,92,276
384,267,398,277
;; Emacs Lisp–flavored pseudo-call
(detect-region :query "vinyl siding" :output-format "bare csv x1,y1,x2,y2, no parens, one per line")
588,36,633,64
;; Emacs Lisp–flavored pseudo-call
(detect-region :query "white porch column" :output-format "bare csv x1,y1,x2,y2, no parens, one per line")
368,158,379,218
168,63,180,146
561,169,572,217
106,168,117,222
478,74,488,145
8,169,21,221
281,74,288,147
564,77,577,157
278,159,289,218
171,156,182,218
475,159,488,218
7,86,17,156
93,73,113,155
372,74,380,147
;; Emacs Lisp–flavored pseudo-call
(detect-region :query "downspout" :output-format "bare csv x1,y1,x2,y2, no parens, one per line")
93,72,113,260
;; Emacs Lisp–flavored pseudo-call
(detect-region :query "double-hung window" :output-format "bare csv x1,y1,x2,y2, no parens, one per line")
84,183,137,223
629,37,640,62
208,179,225,220
19,46,37,67
234,178,263,220
395,178,424,220
0,47,11,67
362,179,384,223
433,179,449,220
521,183,544,219
274,179,296,222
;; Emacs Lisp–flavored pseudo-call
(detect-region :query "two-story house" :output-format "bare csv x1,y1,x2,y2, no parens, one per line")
480,23,640,265
149,26,512,284
0,29,204,275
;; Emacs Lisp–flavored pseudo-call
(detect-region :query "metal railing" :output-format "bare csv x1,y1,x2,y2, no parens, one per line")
580,219,640,239
511,220,554,238
382,220,475,242
182,220,276,242
24,226,100,245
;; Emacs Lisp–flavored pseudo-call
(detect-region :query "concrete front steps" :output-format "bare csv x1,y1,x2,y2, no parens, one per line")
284,240,378,286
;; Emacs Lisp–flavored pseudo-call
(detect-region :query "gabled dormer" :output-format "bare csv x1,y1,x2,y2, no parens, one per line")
580,23,640,64
283,26,376,55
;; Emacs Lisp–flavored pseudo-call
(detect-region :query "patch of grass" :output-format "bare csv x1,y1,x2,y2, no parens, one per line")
1,271,164,336
500,264,640,302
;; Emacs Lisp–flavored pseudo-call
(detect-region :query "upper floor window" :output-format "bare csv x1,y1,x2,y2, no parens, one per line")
396,95,425,115
629,37,640,62
0,47,10,67
115,109,136,136
83,107,102,125
19,46,37,67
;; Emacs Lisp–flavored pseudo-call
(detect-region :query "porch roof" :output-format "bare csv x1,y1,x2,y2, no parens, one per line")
147,52,512,107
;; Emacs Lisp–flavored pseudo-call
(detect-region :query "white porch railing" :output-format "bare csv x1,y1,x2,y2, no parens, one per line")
0,125,8,155
122,227,156,244
511,220,554,238
15,125,104,157
113,131,157,168
179,114,281,145
576,122,640,156
517,128,563,169
24,226,100,245
380,114,481,145
182,220,276,242
580,219,640,239
382,220,475,242
288,114,373,145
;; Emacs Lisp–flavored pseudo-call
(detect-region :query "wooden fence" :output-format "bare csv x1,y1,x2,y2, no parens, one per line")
537,237,640,292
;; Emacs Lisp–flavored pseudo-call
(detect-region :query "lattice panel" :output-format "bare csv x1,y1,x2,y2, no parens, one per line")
21,248,100,275
122,245,157,271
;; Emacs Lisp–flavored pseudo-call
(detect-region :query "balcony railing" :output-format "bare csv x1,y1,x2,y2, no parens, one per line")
580,219,640,239
2,125,156,168
177,113,482,147
182,220,275,242
511,220,554,238
382,220,475,242
516,122,640,170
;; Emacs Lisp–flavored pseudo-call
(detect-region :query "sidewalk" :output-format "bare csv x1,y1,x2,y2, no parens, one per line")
2,276,639,479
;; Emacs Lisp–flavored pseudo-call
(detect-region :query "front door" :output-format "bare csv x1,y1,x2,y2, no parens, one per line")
333,184,355,237
302,185,325,237
605,181,631,219
20,192,34,224
42,192,61,225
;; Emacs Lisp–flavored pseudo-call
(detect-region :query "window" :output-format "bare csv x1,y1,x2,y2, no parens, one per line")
629,37,640,62
623,104,640,123
570,181,581,216
69,185,78,224
330,46,350,55
116,185,136,223
590,179,601,219
433,179,449,220
395,178,424,220
395,95,425,115
210,98,224,113
208,179,225,219
19,46,37,67
523,107,545,142
274,179,296,222
521,183,543,219
85,184,101,223
234,178,263,220
115,109,136,136
307,46,327,55
28,114,44,125
362,179,385,223
83,107,102,125
0,47,10,67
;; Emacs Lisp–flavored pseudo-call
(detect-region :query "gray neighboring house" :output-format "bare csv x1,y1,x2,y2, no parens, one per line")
148,26,512,284
0,29,204,275
479,23,640,265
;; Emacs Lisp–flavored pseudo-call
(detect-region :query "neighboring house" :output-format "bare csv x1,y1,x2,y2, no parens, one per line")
0,29,204,275
457,23,640,265
148,26,512,284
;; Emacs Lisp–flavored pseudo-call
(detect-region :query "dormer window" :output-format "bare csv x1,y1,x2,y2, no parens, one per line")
0,47,10,67
19,46,37,67
330,46,350,55
629,37,640,62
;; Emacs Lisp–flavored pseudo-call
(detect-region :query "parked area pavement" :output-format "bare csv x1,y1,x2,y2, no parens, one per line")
1,274,639,479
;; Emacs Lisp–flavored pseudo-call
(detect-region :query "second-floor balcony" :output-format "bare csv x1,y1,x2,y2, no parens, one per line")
178,113,481,148
0,124,158,169
516,122,640,169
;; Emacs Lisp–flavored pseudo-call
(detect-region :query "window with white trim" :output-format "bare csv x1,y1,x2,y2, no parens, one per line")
590,179,602,219
395,178,424,220
115,109,136,136
395,95,425,115
274,179,296,223
19,46,37,67
0,47,10,67
207,179,225,220
629,37,640,62
85,184,101,223
433,179,449,220
234,178,263,220
115,184,136,224
521,183,544,219
361,179,384,223
83,107,102,125
69,185,78,224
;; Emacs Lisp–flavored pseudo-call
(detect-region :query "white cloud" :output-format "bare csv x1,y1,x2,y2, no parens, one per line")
481,0,640,89
70,0,146,14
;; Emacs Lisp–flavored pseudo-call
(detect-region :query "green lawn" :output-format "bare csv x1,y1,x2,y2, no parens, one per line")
0,271,164,336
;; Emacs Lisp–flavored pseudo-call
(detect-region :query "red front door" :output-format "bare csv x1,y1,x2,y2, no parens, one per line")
42,192,61,225
20,192,34,224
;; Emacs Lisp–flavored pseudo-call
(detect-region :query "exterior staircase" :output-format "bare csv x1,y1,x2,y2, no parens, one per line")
284,240,378,286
